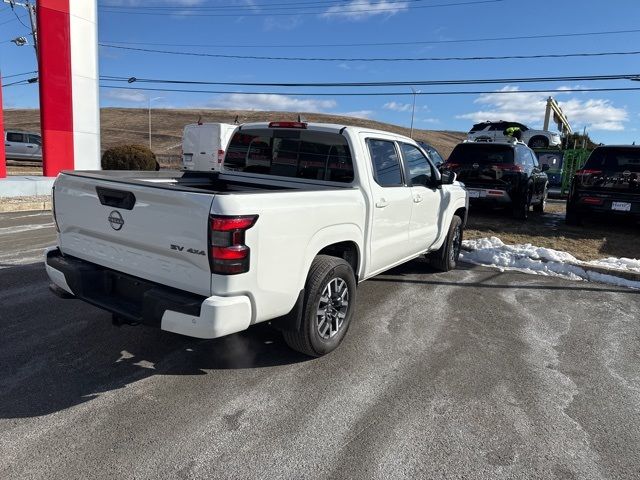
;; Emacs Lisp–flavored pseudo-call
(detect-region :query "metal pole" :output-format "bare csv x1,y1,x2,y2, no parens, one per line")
148,97,152,150
26,1,38,57
0,71,6,178
410,87,416,139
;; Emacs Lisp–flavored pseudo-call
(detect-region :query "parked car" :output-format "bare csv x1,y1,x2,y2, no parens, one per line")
45,121,468,357
417,141,446,168
566,145,640,225
4,130,42,161
444,140,549,219
467,121,562,149
182,122,237,172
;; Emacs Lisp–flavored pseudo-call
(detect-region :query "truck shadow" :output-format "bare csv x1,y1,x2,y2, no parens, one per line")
0,263,310,419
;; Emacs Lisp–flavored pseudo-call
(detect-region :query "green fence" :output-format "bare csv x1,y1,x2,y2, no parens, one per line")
560,149,591,195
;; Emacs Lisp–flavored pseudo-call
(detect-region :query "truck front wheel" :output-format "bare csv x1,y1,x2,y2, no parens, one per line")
282,255,357,357
429,215,463,272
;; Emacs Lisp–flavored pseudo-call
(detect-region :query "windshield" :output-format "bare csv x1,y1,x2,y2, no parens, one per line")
584,147,640,172
448,144,514,164
224,128,354,183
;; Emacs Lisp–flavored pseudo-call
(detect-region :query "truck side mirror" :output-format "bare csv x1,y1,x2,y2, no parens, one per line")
439,170,456,186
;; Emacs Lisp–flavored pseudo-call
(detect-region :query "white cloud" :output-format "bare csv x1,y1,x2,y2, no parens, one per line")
322,1,409,20
457,86,629,132
383,101,413,112
421,118,441,124
104,89,147,103
333,110,374,119
208,94,337,113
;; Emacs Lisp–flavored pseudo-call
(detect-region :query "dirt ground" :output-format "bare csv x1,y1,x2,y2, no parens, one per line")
465,199,640,261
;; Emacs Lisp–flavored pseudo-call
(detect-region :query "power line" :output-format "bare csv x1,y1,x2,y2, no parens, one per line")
99,44,640,63
99,0,440,10
100,84,640,97
1,78,34,87
100,27,640,50
101,73,640,88
99,0,503,17
8,3,30,30
1,70,37,79
0,13,24,26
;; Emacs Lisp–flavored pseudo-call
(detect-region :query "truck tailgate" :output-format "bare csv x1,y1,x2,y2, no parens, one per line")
54,174,214,297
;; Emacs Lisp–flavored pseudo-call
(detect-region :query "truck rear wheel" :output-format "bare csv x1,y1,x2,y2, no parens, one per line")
282,255,356,357
429,215,463,272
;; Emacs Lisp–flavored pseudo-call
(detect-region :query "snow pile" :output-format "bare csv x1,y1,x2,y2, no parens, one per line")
461,237,640,289
586,257,640,274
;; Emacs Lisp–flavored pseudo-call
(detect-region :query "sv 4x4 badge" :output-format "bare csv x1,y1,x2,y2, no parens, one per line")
171,244,206,256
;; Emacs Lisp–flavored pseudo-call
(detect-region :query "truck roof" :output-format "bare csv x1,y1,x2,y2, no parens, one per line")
238,122,418,143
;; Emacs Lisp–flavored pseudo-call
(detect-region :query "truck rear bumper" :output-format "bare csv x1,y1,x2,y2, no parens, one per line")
44,247,252,339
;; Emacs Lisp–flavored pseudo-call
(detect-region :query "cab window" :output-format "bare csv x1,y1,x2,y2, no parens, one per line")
7,132,26,143
367,139,403,187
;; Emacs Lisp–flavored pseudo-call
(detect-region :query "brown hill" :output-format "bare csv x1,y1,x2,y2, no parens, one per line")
4,108,466,158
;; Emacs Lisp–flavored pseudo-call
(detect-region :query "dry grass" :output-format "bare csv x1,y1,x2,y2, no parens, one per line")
465,200,640,261
4,108,466,158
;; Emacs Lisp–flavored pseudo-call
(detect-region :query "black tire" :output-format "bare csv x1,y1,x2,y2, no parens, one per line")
528,137,549,149
513,191,531,220
533,184,548,213
429,215,463,272
565,205,582,226
282,255,356,357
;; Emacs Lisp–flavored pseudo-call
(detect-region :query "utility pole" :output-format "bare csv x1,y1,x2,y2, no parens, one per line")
148,96,163,150
3,1,38,57
409,87,418,139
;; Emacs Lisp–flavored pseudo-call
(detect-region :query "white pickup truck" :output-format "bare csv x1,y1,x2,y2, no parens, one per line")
45,121,468,356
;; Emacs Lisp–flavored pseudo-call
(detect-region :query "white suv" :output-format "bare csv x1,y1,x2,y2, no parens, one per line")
467,121,562,149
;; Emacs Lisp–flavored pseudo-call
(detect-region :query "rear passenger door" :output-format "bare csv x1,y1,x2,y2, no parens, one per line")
399,143,442,251
365,138,414,273
27,134,42,160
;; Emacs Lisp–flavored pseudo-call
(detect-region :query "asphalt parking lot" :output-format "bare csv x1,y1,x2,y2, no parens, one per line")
1,211,639,479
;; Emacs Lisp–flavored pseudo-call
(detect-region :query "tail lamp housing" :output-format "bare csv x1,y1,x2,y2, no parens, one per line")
209,214,258,275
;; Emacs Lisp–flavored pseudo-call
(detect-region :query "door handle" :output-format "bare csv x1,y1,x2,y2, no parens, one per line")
375,199,388,208
413,194,423,203
27,145,34,148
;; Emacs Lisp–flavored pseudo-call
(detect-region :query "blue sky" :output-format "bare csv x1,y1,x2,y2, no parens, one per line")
2,0,640,144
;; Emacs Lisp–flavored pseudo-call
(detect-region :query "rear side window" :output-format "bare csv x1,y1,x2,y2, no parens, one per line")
469,123,487,133
28,134,41,145
585,148,640,172
448,144,514,165
367,139,403,187
7,132,25,143
224,129,354,183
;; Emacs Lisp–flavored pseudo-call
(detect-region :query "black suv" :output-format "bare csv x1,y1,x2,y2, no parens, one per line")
566,145,640,225
445,141,549,219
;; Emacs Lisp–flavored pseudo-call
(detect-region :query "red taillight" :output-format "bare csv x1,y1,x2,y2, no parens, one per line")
209,215,258,275
268,121,307,129
499,164,524,172
581,196,604,205
487,190,505,196
217,149,225,164
576,169,602,175
211,216,257,232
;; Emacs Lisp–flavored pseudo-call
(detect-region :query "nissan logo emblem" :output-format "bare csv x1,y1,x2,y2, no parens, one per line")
472,163,480,169
108,211,124,231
